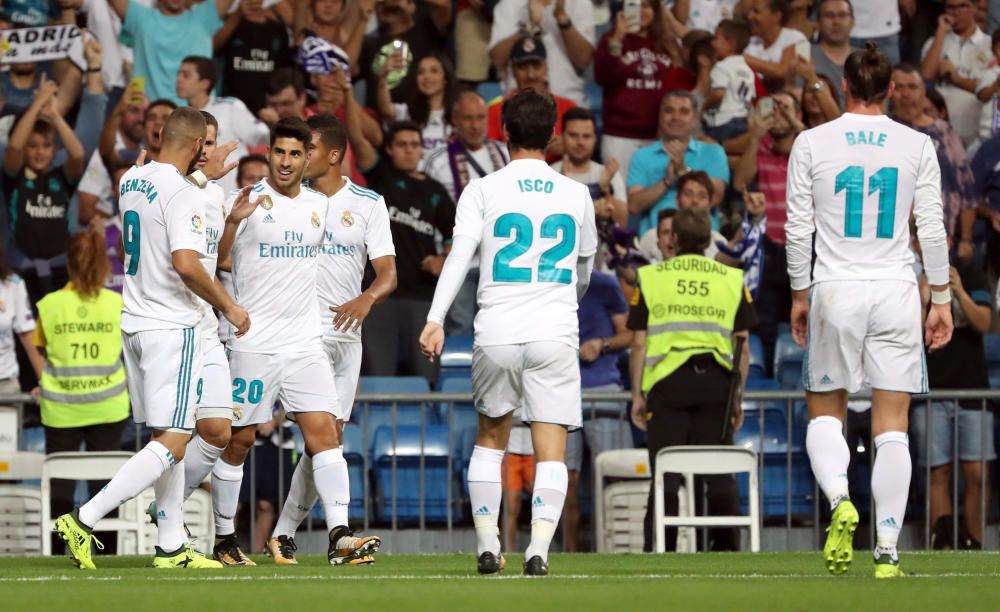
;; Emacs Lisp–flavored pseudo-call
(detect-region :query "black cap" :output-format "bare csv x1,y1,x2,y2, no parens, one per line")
510,35,546,65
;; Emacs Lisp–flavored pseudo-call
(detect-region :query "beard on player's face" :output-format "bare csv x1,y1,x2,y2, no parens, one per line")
186,142,204,175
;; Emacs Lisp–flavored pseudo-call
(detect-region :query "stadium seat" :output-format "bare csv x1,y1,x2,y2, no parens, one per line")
372,425,454,524
437,377,478,435
356,377,435,452
341,423,368,522
773,332,805,390
437,335,474,390
984,333,1000,384
747,334,767,380
0,452,44,556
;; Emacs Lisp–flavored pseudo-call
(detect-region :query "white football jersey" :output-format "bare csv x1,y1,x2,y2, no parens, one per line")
226,179,328,353
119,160,207,332
196,181,227,342
455,158,598,348
317,178,396,343
786,113,950,291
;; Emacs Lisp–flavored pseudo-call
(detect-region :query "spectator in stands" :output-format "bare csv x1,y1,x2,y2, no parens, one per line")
563,269,633,551
921,0,992,147
310,0,359,50
237,153,269,189
626,90,729,237
35,229,128,548
486,35,576,160
3,76,86,304
911,233,994,550
892,64,978,261
107,0,229,104
639,171,730,262
785,0,815,39
260,68,308,125
377,53,458,165
851,0,910,65
972,128,1000,272
551,107,627,227
811,0,855,108
175,55,269,192
454,0,493,88
78,91,145,224
656,208,677,262
972,29,1000,148
671,0,746,33
595,0,692,182
744,0,807,92
502,412,533,553
99,97,176,170
0,244,41,407
732,93,801,373
91,160,128,295
801,74,841,128
488,0,596,105
703,19,756,144
357,0,452,108
926,87,952,122
214,0,296,116
349,117,455,383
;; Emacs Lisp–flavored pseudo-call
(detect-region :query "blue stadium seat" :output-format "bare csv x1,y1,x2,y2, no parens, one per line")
372,425,453,523
477,81,503,105
748,334,767,380
19,426,45,453
341,423,367,521
438,335,473,390
773,332,805,390
356,377,435,451
984,333,1000,384
437,377,478,435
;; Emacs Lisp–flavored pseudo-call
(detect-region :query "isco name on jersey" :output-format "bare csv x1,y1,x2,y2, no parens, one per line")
317,178,396,342
227,179,328,353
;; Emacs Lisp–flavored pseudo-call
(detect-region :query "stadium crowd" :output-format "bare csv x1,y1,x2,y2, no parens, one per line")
0,0,997,552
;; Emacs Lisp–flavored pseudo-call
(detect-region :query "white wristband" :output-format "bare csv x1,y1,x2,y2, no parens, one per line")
189,170,208,189
930,288,952,305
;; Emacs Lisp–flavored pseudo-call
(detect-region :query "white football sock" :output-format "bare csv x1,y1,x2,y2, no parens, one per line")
468,446,504,556
182,434,225,501
273,454,318,539
806,416,851,510
872,431,910,553
211,460,244,537
78,441,174,528
525,461,568,563
312,449,350,533
154,461,186,552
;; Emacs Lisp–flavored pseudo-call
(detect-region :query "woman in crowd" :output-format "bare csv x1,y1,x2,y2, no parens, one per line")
377,52,457,167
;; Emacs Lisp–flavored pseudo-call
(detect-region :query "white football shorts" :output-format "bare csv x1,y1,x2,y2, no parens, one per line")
321,339,363,422
196,336,233,420
804,280,926,394
122,327,202,431
228,349,342,426
472,341,582,430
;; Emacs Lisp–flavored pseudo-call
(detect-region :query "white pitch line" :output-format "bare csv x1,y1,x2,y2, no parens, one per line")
3,572,1000,583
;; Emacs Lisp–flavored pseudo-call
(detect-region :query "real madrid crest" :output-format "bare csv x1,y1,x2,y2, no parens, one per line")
341,211,355,227
311,211,321,228
261,195,273,211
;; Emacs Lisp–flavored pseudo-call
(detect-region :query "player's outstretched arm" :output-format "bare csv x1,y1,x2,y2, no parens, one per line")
172,249,250,336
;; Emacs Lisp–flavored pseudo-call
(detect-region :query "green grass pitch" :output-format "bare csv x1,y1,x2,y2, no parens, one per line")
2,552,998,611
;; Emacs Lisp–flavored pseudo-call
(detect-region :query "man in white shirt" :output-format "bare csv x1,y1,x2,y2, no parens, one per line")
785,45,953,579
176,55,271,192
921,0,993,147
672,0,743,32
78,94,147,223
264,114,395,565
218,118,380,566
488,0,596,105
55,108,250,570
744,0,807,89
419,89,598,576
850,0,911,65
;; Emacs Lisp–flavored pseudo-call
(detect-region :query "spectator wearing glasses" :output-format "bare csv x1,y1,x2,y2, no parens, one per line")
811,0,856,108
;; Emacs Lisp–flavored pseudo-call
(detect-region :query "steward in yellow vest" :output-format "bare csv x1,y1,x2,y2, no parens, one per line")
625,208,757,552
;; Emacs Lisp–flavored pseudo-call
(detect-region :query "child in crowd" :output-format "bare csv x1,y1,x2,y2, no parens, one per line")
703,19,756,143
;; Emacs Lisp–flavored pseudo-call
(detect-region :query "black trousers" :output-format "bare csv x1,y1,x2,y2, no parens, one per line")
361,297,439,385
45,420,127,553
755,238,791,377
642,357,740,552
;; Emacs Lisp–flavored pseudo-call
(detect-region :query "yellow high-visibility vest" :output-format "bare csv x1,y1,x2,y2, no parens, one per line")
637,255,745,393
37,285,128,428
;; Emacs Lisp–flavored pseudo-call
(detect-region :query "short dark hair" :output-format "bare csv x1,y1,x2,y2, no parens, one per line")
237,154,268,184
307,113,348,154
925,87,948,119
386,120,423,146
30,119,54,140
181,55,217,92
162,107,207,149
717,19,751,53
200,110,218,133
844,42,893,105
657,208,677,226
676,170,715,200
147,98,178,117
818,0,854,18
561,106,596,131
993,26,1000,49
672,208,712,254
502,89,557,152
266,67,305,98
764,0,791,24
270,117,311,148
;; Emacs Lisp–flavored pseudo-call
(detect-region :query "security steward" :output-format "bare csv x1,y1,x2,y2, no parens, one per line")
627,208,757,552
34,229,129,545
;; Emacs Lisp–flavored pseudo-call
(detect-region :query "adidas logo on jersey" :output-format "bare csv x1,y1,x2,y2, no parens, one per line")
820,375,833,385
474,505,490,516
263,214,275,224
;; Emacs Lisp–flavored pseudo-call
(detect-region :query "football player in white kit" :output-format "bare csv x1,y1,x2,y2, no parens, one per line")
55,108,251,570
785,43,953,579
218,118,379,566
264,114,395,564
419,90,599,576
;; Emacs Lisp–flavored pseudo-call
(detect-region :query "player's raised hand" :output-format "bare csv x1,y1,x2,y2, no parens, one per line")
630,393,648,431
330,293,377,333
228,185,263,223
419,322,445,362
202,140,239,180
925,302,954,352
225,304,251,337
790,291,809,349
